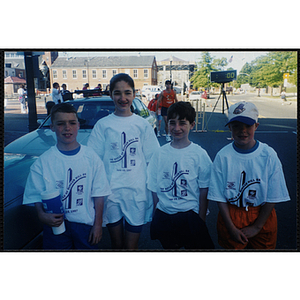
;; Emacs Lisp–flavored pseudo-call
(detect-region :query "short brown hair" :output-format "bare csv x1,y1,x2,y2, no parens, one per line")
50,102,78,123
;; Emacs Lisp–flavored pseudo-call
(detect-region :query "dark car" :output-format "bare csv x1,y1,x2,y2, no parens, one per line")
4,96,157,250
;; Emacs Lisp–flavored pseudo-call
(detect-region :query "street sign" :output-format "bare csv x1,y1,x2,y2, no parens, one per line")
283,73,289,79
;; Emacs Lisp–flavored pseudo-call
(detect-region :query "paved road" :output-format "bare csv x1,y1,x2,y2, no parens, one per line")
4,93,297,250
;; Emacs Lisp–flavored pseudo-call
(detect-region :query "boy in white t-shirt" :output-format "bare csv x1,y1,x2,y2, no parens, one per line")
208,101,290,249
147,101,214,249
23,103,111,249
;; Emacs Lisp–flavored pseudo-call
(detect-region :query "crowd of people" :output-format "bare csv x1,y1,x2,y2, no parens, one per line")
23,74,290,251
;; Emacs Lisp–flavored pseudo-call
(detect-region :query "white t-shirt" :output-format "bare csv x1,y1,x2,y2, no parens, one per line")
207,141,290,208
23,145,111,226
147,142,212,214
88,113,160,205
52,88,63,104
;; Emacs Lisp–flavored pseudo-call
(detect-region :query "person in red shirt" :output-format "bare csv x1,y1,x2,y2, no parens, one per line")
157,80,178,141
148,94,162,137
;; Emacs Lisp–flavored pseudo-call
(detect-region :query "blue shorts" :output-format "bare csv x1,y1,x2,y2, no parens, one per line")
42,220,99,250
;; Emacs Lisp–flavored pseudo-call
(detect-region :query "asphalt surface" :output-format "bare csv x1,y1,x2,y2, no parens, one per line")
4,93,298,251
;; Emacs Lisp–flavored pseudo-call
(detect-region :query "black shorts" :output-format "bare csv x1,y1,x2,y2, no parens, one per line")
150,209,214,250
161,106,169,117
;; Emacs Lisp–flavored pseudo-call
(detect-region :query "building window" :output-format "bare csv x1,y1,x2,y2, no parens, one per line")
133,69,138,78
102,70,107,79
92,70,97,79
72,70,77,79
82,70,87,79
144,69,148,78
112,69,117,76
62,70,67,79
53,70,57,79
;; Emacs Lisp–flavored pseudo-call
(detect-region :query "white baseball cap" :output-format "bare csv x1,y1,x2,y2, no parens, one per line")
226,101,259,126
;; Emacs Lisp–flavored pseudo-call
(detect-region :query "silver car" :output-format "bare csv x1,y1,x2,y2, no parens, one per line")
4,96,157,250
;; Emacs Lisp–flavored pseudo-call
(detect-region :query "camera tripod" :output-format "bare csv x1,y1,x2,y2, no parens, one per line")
203,82,229,131
212,82,229,114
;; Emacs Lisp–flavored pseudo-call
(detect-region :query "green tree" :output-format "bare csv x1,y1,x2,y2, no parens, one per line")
190,52,228,89
244,51,297,91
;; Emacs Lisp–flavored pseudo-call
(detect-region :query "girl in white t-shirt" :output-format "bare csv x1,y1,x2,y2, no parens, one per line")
88,73,160,249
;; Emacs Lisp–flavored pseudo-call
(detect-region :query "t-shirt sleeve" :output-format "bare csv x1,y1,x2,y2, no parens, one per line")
142,121,160,164
23,160,45,205
146,148,160,193
197,150,212,188
87,122,105,159
266,154,290,203
90,153,111,198
207,154,227,203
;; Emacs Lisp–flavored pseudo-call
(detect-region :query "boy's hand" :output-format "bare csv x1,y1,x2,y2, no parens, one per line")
39,212,64,227
88,224,102,245
241,225,261,239
229,227,249,245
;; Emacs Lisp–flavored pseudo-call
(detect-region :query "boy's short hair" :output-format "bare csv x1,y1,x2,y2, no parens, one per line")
167,101,196,124
226,101,259,126
53,82,59,88
50,102,78,123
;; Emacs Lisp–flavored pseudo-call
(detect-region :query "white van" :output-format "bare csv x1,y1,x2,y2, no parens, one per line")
141,85,163,101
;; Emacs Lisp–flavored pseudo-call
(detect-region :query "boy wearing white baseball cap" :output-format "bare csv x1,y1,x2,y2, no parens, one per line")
208,101,290,249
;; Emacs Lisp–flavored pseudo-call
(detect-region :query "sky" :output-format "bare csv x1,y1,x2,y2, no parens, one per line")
58,50,269,74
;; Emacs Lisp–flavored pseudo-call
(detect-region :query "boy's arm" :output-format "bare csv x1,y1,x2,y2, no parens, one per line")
199,188,209,222
174,92,178,103
88,196,104,245
35,202,64,227
151,192,159,215
217,202,248,245
241,203,275,238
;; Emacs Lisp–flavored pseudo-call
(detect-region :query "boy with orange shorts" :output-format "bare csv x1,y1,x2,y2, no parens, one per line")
208,101,290,249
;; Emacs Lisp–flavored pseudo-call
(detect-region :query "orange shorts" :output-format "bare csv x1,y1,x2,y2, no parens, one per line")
217,205,277,250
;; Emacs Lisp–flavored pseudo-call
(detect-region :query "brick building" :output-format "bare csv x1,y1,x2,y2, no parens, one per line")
49,55,158,92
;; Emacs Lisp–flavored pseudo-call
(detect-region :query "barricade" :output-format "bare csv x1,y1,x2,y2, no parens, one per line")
189,99,207,132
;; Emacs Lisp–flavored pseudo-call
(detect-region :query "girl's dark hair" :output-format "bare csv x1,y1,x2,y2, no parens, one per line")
109,73,135,94
167,101,196,124
50,102,78,123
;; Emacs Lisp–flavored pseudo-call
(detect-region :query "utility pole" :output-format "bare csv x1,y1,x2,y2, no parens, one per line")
24,51,38,132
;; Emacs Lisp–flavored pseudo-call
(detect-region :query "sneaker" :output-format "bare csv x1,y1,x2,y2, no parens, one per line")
166,134,171,142
157,131,161,137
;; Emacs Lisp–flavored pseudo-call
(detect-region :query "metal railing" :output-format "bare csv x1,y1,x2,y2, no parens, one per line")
189,99,207,132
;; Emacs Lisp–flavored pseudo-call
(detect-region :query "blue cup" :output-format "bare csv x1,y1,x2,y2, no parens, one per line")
41,190,65,235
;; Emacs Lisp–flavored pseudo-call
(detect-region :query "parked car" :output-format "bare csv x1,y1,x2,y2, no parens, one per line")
4,95,157,250
141,85,162,101
188,91,203,101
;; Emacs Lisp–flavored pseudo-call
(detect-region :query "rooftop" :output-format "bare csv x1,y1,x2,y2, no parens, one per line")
51,55,156,68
